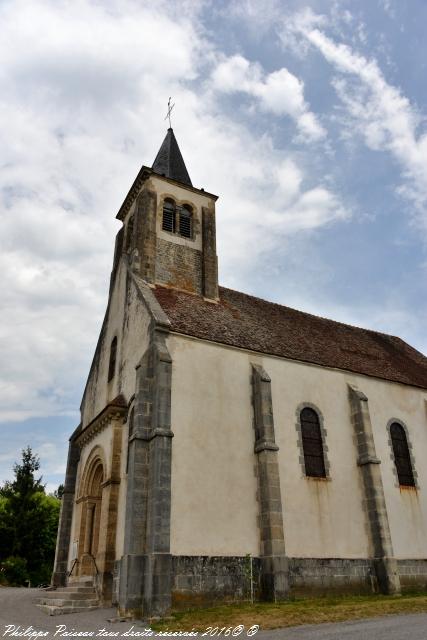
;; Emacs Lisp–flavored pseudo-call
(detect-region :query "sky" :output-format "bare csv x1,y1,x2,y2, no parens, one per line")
1,0,427,492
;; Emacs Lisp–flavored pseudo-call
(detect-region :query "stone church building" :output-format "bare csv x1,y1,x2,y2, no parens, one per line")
52,128,427,618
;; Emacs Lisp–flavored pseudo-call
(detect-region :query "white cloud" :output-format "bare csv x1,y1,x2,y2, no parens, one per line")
379,0,396,19
0,0,346,424
212,55,326,142
287,16,427,226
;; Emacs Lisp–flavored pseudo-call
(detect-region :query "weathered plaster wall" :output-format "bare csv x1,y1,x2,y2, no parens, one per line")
168,335,260,557
81,260,152,428
368,390,427,558
73,257,154,567
168,334,427,560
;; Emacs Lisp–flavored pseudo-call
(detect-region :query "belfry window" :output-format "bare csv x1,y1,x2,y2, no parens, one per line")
162,199,175,233
108,336,117,382
162,199,193,239
390,422,415,487
179,205,192,238
300,407,326,478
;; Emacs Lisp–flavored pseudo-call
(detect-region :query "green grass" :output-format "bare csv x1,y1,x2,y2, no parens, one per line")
151,592,427,632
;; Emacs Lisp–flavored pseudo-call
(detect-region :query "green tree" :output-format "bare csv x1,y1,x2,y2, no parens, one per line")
1,446,45,499
52,484,64,500
0,447,60,586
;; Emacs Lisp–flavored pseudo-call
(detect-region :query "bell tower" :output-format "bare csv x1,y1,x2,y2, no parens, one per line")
114,128,219,301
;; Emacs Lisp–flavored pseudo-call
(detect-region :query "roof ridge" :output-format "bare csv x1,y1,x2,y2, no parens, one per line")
153,285,427,388
218,285,401,343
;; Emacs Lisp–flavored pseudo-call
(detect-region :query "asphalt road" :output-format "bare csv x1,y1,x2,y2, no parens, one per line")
1,587,427,640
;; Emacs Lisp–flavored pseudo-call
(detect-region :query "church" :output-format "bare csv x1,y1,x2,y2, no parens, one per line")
51,127,427,618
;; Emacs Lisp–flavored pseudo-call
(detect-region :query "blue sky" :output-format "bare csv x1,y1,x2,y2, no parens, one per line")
1,0,426,491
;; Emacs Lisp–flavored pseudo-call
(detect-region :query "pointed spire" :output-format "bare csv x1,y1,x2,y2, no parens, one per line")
152,128,193,187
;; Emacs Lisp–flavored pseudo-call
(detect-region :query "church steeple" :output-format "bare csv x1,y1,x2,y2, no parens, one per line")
113,128,219,300
151,128,193,187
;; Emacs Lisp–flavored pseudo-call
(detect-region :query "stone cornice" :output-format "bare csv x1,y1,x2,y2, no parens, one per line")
116,166,218,221
75,396,128,449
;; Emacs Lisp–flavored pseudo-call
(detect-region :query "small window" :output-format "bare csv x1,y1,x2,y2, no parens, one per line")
390,422,415,487
300,407,326,478
126,407,135,474
108,336,117,382
179,205,192,238
162,199,175,233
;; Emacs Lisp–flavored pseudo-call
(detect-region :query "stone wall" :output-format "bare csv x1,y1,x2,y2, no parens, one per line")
288,558,374,595
111,555,427,610
397,559,427,591
171,556,261,609
155,237,202,294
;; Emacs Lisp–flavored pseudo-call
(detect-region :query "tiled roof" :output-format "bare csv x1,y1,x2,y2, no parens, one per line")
152,128,192,186
153,285,427,389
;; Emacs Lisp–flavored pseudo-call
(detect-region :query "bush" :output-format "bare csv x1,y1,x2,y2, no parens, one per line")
2,556,29,586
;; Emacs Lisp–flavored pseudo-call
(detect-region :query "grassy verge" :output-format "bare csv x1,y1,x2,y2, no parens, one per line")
151,593,427,632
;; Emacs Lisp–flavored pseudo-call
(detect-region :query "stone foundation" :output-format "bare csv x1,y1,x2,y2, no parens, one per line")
288,558,374,595
171,556,261,610
397,559,427,591
111,556,427,613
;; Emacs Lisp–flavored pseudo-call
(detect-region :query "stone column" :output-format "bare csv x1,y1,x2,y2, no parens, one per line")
142,333,174,617
84,503,95,554
135,188,157,283
252,364,288,601
97,419,122,602
118,351,152,618
119,330,174,618
348,384,401,594
52,437,80,586
202,205,219,300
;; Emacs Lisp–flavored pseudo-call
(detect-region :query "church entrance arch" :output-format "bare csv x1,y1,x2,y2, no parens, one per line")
78,449,106,577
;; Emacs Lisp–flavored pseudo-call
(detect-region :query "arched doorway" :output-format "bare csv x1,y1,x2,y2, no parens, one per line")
73,436,122,604
78,456,104,576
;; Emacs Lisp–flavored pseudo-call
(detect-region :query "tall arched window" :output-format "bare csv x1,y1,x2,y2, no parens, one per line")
300,407,326,478
162,199,175,233
108,336,117,382
390,422,415,487
179,205,192,238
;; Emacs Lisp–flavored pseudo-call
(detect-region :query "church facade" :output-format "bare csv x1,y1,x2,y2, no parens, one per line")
53,129,427,618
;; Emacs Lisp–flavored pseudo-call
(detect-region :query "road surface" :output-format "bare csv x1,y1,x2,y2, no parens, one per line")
1,587,427,640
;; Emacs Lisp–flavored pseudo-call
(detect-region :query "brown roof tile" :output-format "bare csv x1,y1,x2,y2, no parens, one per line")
153,285,427,390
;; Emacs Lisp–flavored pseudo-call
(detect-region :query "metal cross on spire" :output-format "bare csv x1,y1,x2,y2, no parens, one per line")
164,97,175,128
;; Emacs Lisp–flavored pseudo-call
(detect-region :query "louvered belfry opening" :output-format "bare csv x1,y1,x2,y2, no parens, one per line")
390,422,415,487
179,205,192,238
300,407,326,478
162,199,175,233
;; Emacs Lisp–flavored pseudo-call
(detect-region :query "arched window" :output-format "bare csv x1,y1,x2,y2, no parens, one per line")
179,205,192,238
390,422,415,487
108,336,117,382
300,407,326,478
162,199,175,233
